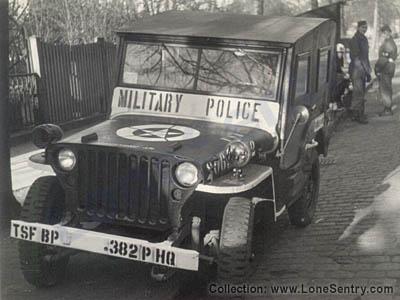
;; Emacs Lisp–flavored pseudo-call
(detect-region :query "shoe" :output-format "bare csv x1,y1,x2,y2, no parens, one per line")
357,116,369,124
379,108,393,117
354,112,368,124
350,110,367,123
349,110,357,121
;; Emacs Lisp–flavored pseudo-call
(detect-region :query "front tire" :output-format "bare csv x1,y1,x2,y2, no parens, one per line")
288,149,320,227
217,197,254,284
18,176,69,287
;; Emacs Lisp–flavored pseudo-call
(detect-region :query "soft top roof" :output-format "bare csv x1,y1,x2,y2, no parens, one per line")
117,10,330,44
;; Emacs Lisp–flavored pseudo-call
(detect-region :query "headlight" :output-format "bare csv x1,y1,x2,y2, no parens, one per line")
225,141,251,168
175,162,198,187
58,149,76,171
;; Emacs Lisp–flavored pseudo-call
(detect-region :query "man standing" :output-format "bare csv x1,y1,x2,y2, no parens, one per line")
349,20,371,124
375,25,398,116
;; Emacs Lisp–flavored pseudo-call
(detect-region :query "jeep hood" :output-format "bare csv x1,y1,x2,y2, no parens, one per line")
60,115,277,164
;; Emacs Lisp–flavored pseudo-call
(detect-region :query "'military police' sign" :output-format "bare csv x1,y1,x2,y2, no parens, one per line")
111,87,280,133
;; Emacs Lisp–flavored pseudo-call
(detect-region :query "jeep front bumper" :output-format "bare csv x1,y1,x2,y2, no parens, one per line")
10,220,199,271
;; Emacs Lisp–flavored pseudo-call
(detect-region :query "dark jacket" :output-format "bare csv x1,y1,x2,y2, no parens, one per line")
349,31,371,77
375,36,398,77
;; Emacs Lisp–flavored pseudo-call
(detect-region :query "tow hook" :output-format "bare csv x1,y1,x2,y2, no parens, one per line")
203,230,220,258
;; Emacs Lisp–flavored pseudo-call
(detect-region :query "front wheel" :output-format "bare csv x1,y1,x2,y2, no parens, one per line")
288,149,320,227
217,197,254,284
18,176,69,287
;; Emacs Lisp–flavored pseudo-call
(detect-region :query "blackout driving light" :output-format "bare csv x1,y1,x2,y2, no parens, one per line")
225,140,252,168
32,124,64,149
58,149,76,171
175,162,198,187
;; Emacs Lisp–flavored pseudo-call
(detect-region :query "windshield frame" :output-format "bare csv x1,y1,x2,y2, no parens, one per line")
118,40,283,102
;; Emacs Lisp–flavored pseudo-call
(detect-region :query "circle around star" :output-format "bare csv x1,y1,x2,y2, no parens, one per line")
116,124,201,142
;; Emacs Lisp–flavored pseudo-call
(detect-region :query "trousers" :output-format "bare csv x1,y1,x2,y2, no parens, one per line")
378,67,395,109
351,68,367,115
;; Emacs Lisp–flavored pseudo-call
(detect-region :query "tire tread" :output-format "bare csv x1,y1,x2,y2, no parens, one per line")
18,176,68,287
218,197,254,283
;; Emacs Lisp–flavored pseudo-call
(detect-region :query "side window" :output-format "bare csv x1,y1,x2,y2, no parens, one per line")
295,54,310,98
317,49,330,89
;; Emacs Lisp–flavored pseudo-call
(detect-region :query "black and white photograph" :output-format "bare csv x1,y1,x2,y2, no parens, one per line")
1,0,400,299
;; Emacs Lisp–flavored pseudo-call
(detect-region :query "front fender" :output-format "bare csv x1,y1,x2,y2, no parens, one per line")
195,164,272,194
28,152,54,173
29,152,48,165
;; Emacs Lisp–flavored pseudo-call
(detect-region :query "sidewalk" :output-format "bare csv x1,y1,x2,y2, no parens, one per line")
11,148,54,204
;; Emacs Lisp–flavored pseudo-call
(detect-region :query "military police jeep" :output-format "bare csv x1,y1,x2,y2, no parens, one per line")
11,11,335,286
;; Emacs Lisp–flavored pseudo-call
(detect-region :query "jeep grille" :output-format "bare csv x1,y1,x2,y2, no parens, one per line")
76,150,171,227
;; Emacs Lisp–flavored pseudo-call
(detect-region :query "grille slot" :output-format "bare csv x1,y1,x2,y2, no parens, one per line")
77,149,170,227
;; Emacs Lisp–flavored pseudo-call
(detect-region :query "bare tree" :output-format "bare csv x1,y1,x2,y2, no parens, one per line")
8,0,29,73
19,0,399,55
24,0,144,44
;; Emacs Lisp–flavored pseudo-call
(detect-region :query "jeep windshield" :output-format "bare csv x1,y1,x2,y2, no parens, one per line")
122,43,281,101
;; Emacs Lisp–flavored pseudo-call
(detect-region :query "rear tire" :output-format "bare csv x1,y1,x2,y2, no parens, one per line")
217,197,254,284
288,149,320,227
18,176,69,287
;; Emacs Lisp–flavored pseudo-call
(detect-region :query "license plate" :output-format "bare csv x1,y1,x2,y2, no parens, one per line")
11,221,62,244
105,238,177,267
10,220,199,271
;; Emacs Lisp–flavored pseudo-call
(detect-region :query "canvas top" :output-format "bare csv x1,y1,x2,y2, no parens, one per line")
117,10,330,44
